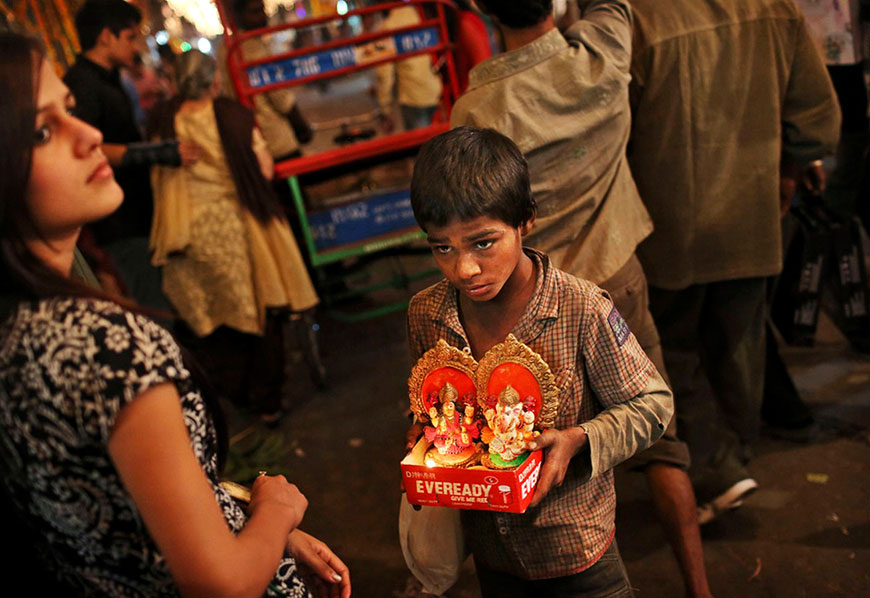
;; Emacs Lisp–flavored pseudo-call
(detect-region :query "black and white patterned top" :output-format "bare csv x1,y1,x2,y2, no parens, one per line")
0,297,310,598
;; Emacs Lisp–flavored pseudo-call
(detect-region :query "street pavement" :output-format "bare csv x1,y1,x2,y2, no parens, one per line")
222,266,868,597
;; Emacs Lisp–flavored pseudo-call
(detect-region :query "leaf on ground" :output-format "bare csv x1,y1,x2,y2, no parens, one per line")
805,473,829,484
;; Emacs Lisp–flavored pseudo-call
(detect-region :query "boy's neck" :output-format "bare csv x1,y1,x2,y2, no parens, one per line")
500,16,556,52
459,251,537,359
83,47,116,72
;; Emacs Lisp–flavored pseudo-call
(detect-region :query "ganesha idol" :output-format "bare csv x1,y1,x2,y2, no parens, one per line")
408,336,559,471
480,385,536,467
475,335,559,469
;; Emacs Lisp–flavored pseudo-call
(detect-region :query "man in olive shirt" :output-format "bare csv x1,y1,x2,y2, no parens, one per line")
627,0,841,523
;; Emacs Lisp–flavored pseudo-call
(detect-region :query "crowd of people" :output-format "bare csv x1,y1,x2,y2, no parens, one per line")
0,0,859,596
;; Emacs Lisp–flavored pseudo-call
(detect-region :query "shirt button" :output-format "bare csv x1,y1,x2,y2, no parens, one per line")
497,517,505,524
499,526,508,535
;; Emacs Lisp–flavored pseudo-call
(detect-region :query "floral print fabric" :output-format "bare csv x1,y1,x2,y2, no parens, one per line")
0,297,309,597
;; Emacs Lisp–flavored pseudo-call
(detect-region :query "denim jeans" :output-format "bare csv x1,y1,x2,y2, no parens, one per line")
399,104,436,130
474,540,634,598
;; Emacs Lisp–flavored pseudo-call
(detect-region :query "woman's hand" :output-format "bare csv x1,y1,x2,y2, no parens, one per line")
178,140,203,166
109,384,304,597
249,474,308,532
287,529,352,598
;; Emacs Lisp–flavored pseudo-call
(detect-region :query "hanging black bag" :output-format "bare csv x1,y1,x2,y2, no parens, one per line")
771,204,830,346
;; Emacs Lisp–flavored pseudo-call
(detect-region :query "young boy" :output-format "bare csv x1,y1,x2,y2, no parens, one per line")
406,127,673,597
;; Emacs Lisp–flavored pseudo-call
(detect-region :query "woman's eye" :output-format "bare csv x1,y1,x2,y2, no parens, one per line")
66,104,77,117
475,239,495,250
432,245,452,255
33,125,51,145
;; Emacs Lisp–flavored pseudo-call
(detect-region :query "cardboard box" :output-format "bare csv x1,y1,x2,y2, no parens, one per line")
401,438,542,513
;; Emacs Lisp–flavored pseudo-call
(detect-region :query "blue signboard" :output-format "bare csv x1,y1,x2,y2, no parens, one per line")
308,189,420,251
246,27,440,89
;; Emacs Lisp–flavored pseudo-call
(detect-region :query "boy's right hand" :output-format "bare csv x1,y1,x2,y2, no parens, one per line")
250,474,308,531
401,422,425,496
527,426,588,508
405,421,424,452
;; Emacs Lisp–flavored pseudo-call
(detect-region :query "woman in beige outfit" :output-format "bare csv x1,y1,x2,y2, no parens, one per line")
150,50,318,421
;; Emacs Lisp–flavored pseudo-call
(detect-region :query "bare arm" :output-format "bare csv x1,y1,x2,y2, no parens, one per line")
252,127,274,180
108,383,306,598
287,529,352,598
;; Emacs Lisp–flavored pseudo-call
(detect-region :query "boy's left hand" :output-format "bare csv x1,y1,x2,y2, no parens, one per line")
527,427,588,508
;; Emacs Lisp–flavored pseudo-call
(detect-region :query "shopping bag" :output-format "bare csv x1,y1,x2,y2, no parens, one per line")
398,496,468,595
771,205,830,345
810,204,870,350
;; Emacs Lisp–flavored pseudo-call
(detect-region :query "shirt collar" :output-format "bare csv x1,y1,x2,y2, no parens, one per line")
76,55,121,84
467,27,567,90
515,248,560,341
429,248,560,347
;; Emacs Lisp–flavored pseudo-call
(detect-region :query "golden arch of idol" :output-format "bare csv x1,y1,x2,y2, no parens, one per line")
408,335,559,470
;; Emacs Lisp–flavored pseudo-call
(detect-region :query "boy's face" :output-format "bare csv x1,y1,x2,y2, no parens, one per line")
425,216,530,303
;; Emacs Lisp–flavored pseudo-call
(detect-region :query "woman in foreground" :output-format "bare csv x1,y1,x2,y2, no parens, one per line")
0,31,350,598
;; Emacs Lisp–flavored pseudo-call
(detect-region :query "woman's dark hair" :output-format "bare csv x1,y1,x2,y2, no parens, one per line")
410,126,536,230
74,0,142,51
0,30,227,469
0,32,144,310
0,32,86,304
476,0,553,29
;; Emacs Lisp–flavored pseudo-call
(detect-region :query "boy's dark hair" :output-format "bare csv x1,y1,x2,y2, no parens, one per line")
75,0,141,51
476,0,553,29
411,127,536,230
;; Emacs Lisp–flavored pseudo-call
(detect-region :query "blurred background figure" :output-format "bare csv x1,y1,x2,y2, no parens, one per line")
447,0,492,93
627,0,841,524
793,0,868,223
148,50,319,424
64,0,200,312
129,53,171,124
372,1,443,132
228,0,313,161
764,1,870,442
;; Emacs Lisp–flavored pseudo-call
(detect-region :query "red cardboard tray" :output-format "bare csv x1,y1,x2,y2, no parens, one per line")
401,437,542,513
